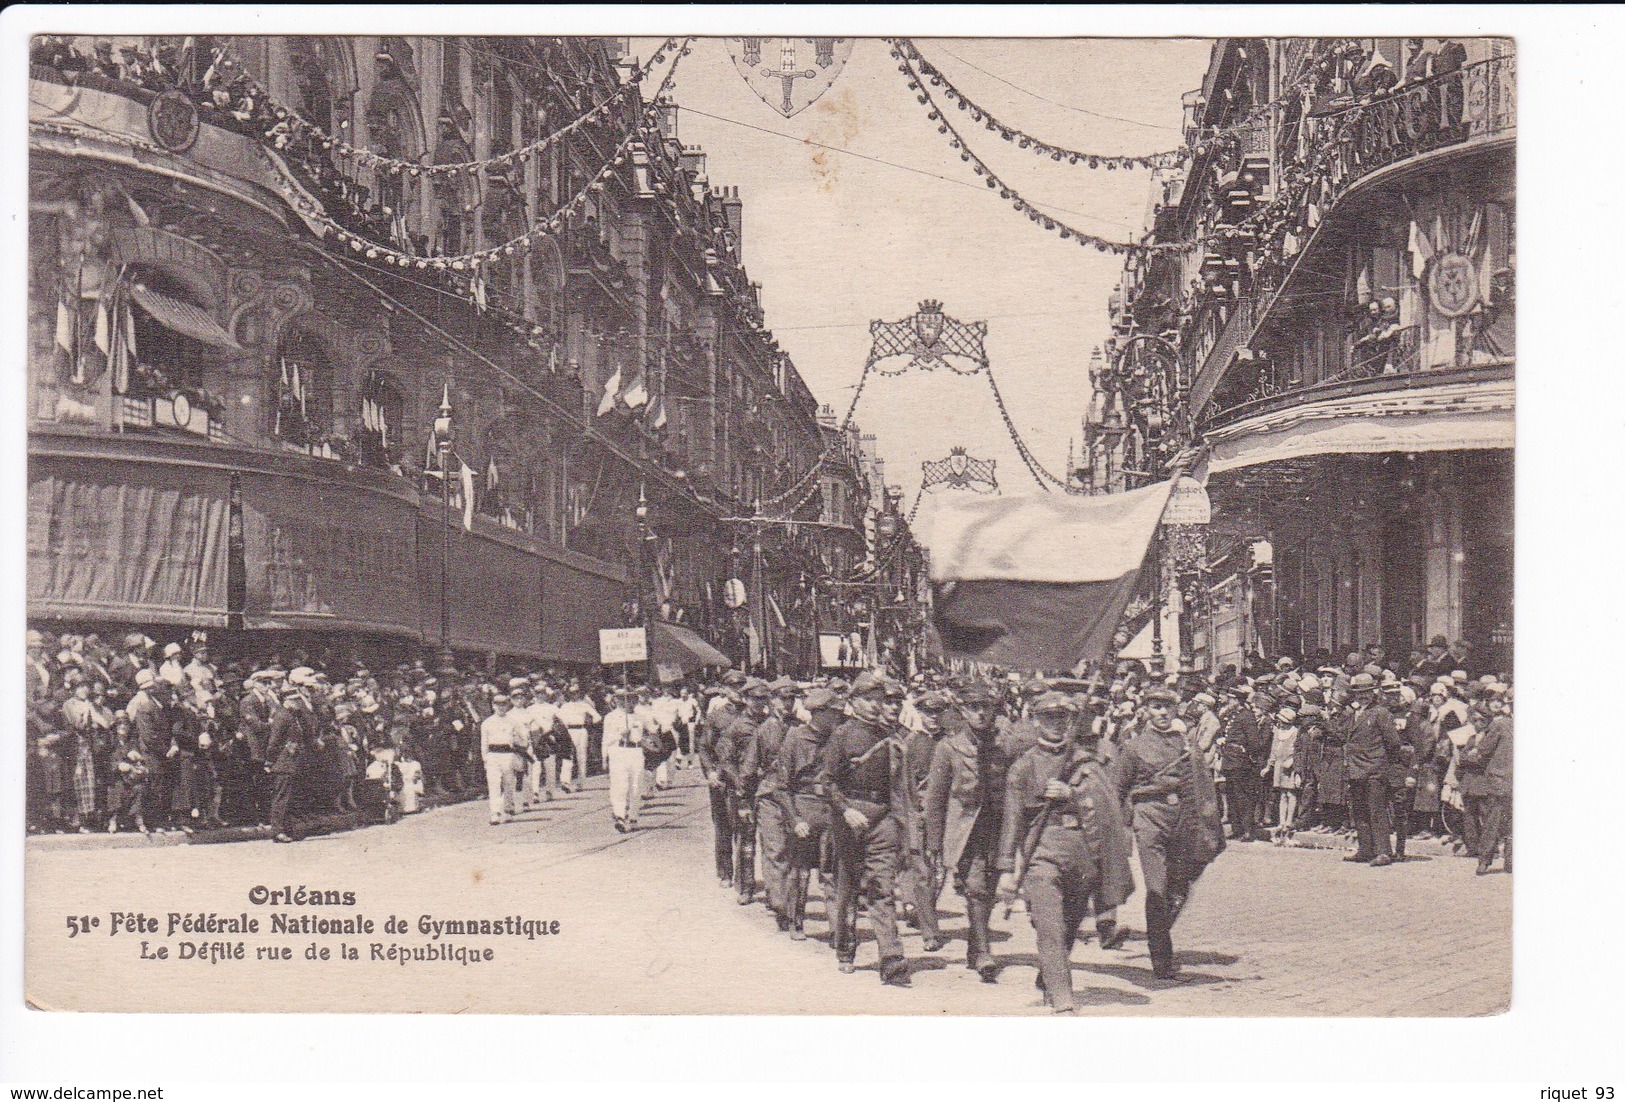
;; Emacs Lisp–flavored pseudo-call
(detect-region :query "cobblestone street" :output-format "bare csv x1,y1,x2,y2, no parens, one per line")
26,760,1509,1016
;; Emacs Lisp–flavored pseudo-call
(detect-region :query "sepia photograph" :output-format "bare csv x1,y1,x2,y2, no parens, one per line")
8,5,1621,1091
16,23,1523,1020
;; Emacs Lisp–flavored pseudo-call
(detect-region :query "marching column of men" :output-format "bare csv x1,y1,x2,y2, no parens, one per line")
694,670,1228,1004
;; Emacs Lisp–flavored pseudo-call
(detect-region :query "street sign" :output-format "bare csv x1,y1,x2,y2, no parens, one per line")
598,627,648,664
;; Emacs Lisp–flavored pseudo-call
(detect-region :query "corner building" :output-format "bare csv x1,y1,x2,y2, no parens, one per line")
28,35,873,671
1088,38,1514,671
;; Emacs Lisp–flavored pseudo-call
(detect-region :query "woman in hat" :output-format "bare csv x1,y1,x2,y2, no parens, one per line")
1263,706,1302,845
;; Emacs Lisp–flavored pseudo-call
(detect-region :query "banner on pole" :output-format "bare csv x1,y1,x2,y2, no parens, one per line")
599,627,648,665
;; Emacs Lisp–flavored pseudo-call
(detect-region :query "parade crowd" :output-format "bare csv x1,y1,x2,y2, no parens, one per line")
26,624,1512,1012
23,627,664,843
668,636,1511,1011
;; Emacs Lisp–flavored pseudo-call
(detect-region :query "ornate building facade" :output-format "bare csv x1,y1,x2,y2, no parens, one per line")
1080,37,1514,672
27,34,873,673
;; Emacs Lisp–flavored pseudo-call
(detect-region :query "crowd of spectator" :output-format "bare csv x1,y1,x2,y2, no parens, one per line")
23,625,643,839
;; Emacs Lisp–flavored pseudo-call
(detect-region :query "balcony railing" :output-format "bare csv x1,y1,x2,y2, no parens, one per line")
1206,323,1518,428
1294,54,1515,193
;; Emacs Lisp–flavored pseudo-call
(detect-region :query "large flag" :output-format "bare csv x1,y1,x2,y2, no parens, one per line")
922,478,1176,671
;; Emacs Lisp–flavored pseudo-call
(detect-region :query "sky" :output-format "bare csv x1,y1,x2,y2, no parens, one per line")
635,36,1213,501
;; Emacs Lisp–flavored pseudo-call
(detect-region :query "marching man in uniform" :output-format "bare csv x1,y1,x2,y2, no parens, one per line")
771,684,844,942
997,692,1136,1013
819,671,913,987
480,693,526,825
924,679,1018,983
1114,685,1226,982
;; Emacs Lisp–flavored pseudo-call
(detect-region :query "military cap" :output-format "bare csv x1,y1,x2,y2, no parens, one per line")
850,670,886,696
770,675,798,697
1144,686,1180,705
803,686,844,712
743,678,772,699
722,670,747,687
1349,672,1377,691
957,680,998,705
914,690,953,713
1032,691,1077,714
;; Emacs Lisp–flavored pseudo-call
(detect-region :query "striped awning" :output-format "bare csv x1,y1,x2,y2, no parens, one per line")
130,283,242,350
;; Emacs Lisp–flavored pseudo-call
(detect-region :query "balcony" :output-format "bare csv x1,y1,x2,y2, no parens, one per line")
1187,53,1515,418
1205,325,1512,433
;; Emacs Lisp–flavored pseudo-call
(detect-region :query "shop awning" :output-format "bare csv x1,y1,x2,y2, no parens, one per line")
130,283,242,350
649,620,731,681
1205,374,1514,475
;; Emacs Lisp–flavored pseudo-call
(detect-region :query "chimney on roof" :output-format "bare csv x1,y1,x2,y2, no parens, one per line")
721,185,743,256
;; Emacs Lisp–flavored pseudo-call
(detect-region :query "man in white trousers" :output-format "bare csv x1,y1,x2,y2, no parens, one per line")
519,680,563,806
480,693,525,825
603,687,646,832
555,682,601,793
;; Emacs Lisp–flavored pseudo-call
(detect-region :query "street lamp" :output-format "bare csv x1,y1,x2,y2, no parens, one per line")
635,483,656,682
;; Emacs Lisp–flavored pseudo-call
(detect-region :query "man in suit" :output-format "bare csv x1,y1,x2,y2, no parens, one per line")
266,683,317,843
235,669,282,825
1343,673,1403,866
1218,684,1266,841
1459,685,1513,875
924,679,1016,984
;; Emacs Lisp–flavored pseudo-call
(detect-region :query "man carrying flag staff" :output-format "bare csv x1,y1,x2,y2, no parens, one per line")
997,691,1135,1013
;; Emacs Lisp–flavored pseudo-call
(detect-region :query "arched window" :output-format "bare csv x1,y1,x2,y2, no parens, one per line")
125,265,217,397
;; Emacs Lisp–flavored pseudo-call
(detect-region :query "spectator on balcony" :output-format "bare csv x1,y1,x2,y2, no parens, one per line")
1354,49,1398,100
1435,39,1468,137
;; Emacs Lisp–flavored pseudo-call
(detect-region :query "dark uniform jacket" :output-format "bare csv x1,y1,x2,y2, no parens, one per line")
741,714,789,801
1343,702,1401,782
819,716,911,822
713,713,759,795
1114,722,1227,890
771,723,832,831
698,697,741,781
998,741,1137,909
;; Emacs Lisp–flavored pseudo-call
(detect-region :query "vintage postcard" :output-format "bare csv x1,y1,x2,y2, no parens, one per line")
21,27,1514,1018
